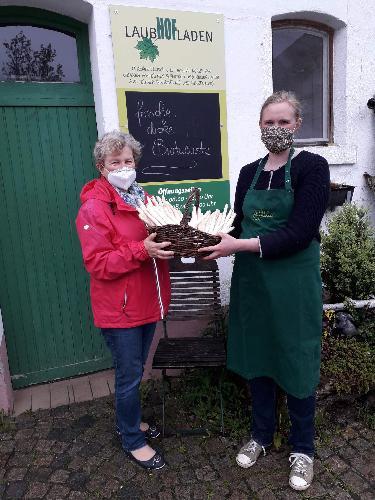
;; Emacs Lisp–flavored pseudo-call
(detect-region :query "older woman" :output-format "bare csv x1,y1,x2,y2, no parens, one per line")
76,131,173,470
200,91,330,491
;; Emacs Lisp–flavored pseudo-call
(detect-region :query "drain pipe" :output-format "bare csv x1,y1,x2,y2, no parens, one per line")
323,299,375,311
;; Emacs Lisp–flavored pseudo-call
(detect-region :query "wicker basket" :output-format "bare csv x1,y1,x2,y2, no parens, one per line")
148,188,221,257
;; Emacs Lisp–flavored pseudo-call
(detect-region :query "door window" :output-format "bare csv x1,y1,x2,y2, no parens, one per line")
0,25,80,82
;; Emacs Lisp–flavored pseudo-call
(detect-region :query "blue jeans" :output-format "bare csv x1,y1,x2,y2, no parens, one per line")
249,377,316,457
102,323,156,452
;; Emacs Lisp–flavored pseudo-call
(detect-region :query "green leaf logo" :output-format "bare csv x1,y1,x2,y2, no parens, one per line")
135,37,159,62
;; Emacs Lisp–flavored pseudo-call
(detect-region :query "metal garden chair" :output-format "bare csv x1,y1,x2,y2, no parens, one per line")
152,256,226,436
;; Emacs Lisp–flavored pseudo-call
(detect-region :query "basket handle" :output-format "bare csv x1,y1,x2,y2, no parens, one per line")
180,188,200,226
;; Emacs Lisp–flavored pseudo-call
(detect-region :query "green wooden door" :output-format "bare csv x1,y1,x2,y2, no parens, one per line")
0,7,112,388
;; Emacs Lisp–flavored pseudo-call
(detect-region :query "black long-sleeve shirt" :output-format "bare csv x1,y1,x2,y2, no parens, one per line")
232,150,330,259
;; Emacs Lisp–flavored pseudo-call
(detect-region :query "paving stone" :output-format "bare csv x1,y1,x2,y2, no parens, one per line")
2,391,374,500
276,489,302,500
32,453,55,467
48,483,71,498
8,452,33,467
49,469,71,484
330,434,347,448
5,467,28,481
50,453,72,470
306,479,331,497
195,464,218,481
0,440,15,453
24,481,51,498
158,491,174,500
341,469,370,495
227,491,252,500
67,456,86,471
14,428,35,441
68,471,90,490
4,481,28,499
360,490,375,500
256,488,278,499
68,492,90,499
316,446,333,459
26,466,53,482
325,454,349,473
328,486,353,499
349,437,373,451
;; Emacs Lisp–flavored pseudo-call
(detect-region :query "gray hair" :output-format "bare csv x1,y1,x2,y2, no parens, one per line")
260,91,302,122
93,130,142,167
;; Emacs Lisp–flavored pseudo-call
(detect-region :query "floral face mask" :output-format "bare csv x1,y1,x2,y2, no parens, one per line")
261,126,295,154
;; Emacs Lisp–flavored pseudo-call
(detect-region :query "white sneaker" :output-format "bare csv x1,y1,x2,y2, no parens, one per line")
289,453,314,491
236,439,266,468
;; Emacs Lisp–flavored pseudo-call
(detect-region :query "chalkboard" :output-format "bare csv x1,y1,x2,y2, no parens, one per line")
125,91,223,183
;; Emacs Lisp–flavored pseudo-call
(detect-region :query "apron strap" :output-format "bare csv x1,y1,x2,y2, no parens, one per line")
250,148,295,192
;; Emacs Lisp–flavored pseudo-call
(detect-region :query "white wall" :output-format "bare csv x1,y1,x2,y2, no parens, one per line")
2,0,373,211
1,0,375,296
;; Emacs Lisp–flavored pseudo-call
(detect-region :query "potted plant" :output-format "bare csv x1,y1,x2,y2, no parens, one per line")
328,182,355,211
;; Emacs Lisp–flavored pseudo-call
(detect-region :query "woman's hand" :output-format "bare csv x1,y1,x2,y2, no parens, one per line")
144,233,174,259
198,233,240,260
198,234,261,260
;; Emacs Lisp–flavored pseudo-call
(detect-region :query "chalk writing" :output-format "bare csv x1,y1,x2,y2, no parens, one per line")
125,91,222,182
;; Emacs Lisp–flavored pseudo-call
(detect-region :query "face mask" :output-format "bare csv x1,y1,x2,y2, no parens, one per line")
106,167,136,191
261,126,295,154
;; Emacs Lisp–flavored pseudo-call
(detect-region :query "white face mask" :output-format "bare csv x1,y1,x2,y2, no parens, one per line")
106,167,136,191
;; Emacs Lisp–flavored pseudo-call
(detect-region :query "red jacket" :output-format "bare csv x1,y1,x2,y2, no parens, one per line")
76,176,171,328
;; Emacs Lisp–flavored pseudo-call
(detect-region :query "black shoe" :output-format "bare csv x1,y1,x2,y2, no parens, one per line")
144,424,161,439
116,424,161,440
126,450,166,470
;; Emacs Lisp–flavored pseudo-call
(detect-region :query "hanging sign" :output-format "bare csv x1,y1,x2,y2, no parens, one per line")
109,6,229,210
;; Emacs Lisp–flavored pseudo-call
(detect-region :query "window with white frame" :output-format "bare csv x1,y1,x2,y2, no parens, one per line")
272,21,332,144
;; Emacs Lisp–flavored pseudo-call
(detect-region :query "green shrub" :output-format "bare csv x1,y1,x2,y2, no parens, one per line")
321,203,375,302
321,336,375,396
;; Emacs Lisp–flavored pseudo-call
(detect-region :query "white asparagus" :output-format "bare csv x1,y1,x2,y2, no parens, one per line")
196,207,203,225
138,211,155,227
137,197,236,234
137,206,160,226
163,203,180,224
212,204,225,233
221,213,236,233
221,208,235,230
206,210,219,234
211,208,226,234
170,205,183,223
146,205,169,226
197,210,211,232
189,206,197,227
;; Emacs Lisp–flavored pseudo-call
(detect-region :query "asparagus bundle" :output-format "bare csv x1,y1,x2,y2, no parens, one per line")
137,196,183,227
136,197,235,236
188,204,235,235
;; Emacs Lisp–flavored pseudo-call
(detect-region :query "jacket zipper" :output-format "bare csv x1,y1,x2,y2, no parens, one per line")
122,291,127,311
152,258,164,319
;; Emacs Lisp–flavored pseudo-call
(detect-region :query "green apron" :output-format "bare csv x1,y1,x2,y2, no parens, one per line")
227,149,322,398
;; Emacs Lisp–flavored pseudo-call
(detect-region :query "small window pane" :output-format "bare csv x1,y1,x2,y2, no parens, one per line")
272,27,329,141
0,25,80,83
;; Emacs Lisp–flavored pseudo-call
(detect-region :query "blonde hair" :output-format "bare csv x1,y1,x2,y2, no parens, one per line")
260,91,302,122
93,130,142,167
